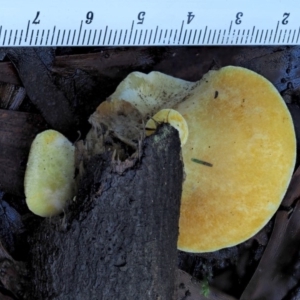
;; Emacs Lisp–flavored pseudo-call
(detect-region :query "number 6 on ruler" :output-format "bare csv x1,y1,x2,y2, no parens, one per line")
86,11,94,24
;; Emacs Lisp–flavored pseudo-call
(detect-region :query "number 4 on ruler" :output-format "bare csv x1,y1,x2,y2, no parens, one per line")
187,12,195,24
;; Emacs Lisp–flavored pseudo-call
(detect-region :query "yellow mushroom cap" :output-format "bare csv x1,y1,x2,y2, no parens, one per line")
175,66,296,252
145,109,189,146
87,66,296,253
24,130,75,217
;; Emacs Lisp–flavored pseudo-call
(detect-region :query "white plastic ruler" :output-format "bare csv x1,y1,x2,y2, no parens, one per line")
1,0,300,46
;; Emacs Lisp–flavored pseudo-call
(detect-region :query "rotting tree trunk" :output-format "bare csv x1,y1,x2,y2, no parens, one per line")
25,125,183,300
7,48,77,137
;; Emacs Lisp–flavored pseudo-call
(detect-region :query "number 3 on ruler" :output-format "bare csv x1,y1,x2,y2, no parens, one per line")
235,12,243,25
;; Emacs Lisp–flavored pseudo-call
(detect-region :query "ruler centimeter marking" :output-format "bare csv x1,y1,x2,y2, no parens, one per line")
1,0,300,46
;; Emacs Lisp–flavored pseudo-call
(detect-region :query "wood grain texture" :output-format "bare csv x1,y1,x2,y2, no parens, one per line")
0,109,47,195
26,125,183,300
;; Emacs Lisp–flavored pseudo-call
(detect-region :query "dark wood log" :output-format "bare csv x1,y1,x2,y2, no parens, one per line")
0,61,20,86
0,82,26,110
0,109,47,196
0,47,297,94
25,125,183,300
0,240,25,299
7,48,77,137
51,46,300,94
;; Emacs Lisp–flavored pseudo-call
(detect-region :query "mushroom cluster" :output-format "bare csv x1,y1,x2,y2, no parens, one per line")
92,66,296,252
24,66,296,253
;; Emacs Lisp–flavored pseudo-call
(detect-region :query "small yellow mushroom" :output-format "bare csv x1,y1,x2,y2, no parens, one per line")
24,130,75,217
145,109,189,146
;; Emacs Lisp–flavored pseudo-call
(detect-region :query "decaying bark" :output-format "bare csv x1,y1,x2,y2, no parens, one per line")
25,125,183,300
0,82,26,110
0,241,26,300
7,48,77,137
0,109,47,196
